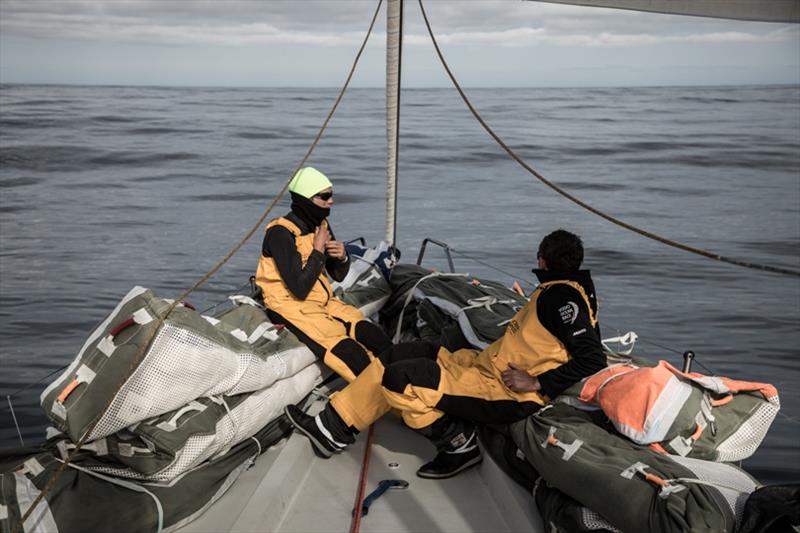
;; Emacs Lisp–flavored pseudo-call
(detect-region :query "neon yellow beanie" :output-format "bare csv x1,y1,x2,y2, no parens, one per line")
288,167,333,199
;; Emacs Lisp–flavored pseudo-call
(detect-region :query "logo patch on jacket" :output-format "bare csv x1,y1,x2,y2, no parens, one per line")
559,302,579,325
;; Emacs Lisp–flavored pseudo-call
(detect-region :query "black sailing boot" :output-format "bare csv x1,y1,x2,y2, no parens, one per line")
415,416,482,479
284,404,355,458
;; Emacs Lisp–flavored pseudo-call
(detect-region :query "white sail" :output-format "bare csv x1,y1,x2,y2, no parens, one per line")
527,0,800,22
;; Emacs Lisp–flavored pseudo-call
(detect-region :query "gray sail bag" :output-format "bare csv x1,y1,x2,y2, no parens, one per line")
384,264,528,348
511,403,759,533
0,416,292,533
50,361,319,481
40,287,316,442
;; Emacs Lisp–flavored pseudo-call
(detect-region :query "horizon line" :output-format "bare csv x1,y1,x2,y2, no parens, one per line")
2,81,798,90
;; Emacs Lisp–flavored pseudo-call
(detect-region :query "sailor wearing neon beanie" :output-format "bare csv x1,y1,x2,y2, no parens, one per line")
255,167,392,383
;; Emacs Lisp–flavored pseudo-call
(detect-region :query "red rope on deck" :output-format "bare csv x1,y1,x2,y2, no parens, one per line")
350,424,375,533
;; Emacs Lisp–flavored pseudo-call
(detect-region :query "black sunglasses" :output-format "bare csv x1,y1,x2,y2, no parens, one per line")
315,191,333,201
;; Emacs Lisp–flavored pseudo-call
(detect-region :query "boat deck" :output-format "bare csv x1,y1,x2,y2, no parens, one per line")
181,398,542,533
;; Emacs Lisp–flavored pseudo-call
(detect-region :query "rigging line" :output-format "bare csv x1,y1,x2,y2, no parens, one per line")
777,411,800,424
7,396,24,446
447,248,538,290
416,0,800,279
13,2,385,530
621,333,683,357
604,325,718,374
3,363,70,400
197,278,255,315
692,359,715,375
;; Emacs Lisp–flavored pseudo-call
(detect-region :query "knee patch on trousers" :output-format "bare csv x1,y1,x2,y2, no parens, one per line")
331,338,371,377
382,358,441,394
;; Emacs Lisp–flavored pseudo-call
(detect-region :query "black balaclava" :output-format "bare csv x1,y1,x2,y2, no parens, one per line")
290,191,330,230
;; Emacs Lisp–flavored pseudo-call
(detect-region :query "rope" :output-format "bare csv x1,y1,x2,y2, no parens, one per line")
416,0,800,279
3,364,69,400
198,278,254,315
447,248,538,290
349,424,376,533
13,2,384,530
605,324,717,374
7,395,24,446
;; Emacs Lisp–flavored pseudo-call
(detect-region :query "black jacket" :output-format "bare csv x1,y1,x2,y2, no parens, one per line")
532,269,606,399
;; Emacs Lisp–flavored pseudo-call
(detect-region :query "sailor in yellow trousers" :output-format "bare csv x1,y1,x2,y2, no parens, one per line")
255,167,391,382
286,229,607,478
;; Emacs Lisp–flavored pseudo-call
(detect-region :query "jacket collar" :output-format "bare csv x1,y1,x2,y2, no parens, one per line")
532,269,596,301
286,211,314,234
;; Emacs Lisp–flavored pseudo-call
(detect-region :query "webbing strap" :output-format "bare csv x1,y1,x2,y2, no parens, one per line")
392,272,469,342
461,296,518,314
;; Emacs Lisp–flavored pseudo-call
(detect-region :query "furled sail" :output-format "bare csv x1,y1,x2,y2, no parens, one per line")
527,0,800,23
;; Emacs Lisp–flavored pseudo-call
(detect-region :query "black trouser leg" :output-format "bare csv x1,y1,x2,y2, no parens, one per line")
353,320,393,355
436,395,541,426
378,341,439,365
320,403,357,439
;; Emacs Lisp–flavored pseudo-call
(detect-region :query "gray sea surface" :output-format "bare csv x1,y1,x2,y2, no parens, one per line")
1,84,798,484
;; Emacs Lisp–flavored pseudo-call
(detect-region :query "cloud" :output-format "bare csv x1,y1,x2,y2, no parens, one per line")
0,0,377,46
1,0,794,48
1,16,369,47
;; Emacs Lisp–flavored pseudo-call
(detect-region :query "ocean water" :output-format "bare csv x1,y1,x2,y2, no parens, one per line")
0,84,798,484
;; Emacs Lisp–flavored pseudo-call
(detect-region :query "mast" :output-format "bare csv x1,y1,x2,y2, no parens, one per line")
385,0,403,246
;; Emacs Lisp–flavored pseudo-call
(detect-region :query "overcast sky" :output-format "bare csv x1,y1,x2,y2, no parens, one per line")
1,0,798,87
